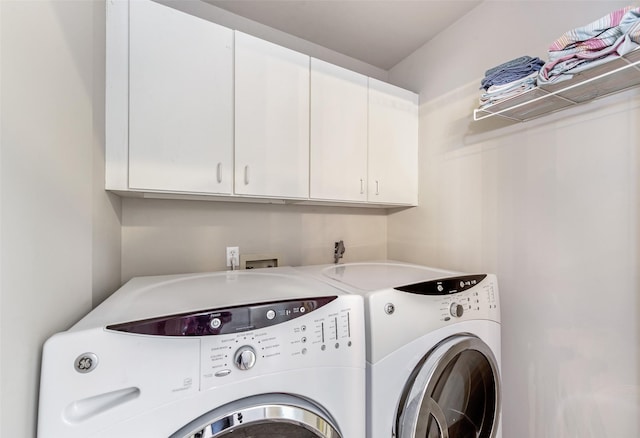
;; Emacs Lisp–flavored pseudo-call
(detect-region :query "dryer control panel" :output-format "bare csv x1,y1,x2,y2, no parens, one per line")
395,274,487,295
394,274,499,322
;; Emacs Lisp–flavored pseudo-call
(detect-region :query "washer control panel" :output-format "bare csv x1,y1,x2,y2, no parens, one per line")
106,296,335,336
198,295,359,389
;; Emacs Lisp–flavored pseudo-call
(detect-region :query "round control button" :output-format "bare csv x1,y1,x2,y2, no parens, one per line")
266,309,276,320
234,346,257,371
301,337,307,343
299,306,306,313
302,348,307,355
335,343,340,349
450,303,464,318
210,318,222,329
321,345,326,351
437,284,444,292
301,325,306,332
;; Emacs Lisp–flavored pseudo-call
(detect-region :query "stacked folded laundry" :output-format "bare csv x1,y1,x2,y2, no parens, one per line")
539,6,640,84
479,56,544,108
478,6,640,111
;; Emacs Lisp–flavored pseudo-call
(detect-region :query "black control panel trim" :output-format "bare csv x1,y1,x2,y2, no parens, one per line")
394,274,487,296
106,296,337,337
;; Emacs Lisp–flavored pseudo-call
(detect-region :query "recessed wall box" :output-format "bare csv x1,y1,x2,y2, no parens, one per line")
240,254,280,270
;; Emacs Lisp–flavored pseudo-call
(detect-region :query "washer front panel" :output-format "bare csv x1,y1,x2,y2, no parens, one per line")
37,293,366,438
396,335,501,438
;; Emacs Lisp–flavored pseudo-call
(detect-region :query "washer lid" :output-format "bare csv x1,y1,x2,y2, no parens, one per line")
317,262,456,292
72,268,344,331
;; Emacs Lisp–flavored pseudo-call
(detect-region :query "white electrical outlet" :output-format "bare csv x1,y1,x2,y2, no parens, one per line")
226,246,239,268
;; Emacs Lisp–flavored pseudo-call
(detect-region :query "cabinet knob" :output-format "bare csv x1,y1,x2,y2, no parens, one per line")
375,180,380,195
244,165,250,185
216,162,222,183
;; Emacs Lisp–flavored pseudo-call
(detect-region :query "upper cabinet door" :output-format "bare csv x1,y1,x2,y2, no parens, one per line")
128,0,233,194
368,78,419,206
234,31,310,199
310,58,368,202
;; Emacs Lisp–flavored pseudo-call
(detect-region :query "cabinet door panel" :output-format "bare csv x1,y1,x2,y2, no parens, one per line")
129,0,233,194
310,58,368,202
235,32,310,199
368,78,418,205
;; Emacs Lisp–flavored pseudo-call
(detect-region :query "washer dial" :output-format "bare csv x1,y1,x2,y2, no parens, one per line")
234,346,257,370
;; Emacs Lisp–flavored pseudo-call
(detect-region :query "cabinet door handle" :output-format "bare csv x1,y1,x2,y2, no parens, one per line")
360,179,364,195
216,163,222,183
244,165,250,185
376,180,380,195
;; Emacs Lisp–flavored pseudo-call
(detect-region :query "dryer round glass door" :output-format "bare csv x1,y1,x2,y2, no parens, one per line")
396,335,501,438
170,394,342,438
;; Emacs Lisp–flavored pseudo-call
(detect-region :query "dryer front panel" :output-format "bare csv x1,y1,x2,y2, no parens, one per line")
396,335,501,438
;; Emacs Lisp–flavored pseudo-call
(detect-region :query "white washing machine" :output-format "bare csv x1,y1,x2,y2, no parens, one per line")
296,261,502,438
38,267,366,438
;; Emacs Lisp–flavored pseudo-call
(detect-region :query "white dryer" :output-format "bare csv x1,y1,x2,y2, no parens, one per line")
296,261,502,438
38,267,366,438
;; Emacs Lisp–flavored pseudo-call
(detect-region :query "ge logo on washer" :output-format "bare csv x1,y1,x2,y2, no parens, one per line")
75,353,98,373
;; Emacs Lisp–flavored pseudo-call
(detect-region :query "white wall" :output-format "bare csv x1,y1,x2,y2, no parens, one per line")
0,1,120,436
389,1,640,436
92,1,122,306
121,198,388,282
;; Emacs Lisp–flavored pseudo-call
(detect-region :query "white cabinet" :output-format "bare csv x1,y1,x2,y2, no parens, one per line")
107,0,233,194
106,2,418,207
234,32,310,199
310,58,368,202
128,0,233,194
368,78,419,206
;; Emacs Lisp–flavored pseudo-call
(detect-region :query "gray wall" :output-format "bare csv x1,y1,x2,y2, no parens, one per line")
388,1,640,436
0,0,121,436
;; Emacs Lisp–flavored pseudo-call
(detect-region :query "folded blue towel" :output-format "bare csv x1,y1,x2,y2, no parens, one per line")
481,56,544,90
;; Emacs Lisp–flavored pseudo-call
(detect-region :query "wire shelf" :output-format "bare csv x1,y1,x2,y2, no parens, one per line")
473,48,640,122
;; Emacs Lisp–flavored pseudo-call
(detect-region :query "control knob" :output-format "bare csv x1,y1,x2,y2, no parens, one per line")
234,346,256,371
450,303,464,318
